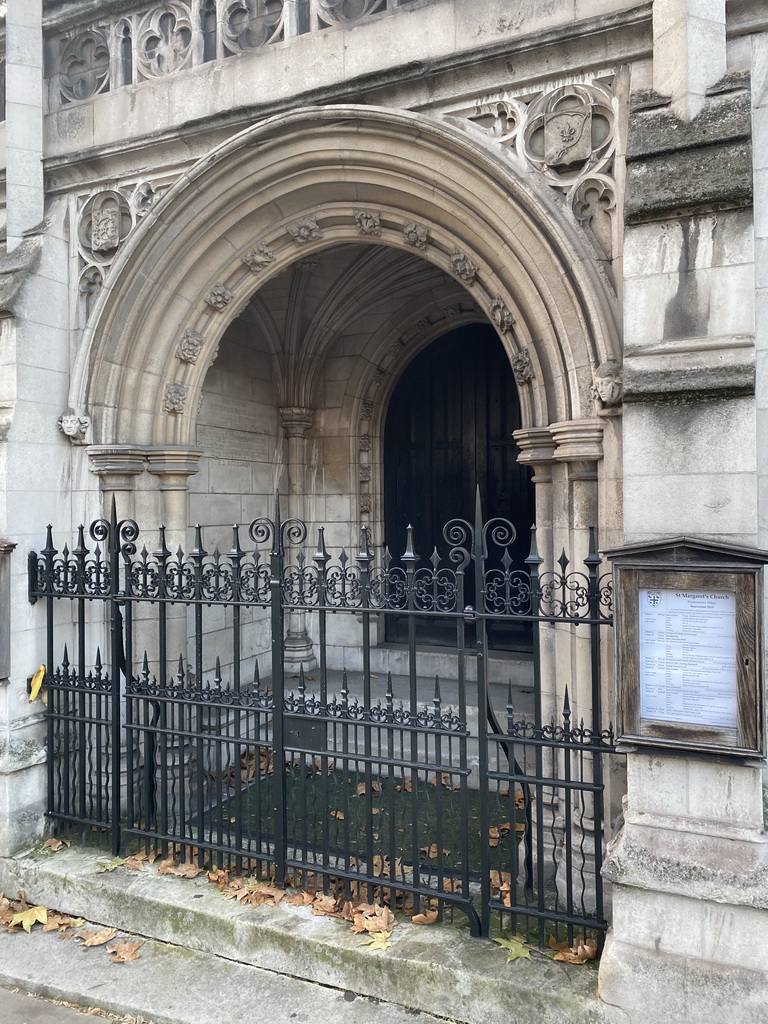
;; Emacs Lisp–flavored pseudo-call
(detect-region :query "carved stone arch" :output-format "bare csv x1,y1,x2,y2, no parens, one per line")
74,104,619,447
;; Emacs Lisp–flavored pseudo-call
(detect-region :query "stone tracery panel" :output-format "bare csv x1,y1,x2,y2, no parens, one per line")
48,0,421,106
443,75,622,282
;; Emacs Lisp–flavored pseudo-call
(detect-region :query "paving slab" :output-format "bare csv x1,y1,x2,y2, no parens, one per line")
1,988,111,1023
0,924,448,1024
0,847,604,1024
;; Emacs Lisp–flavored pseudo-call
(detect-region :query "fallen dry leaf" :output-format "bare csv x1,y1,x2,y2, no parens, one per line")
42,838,70,852
107,938,145,964
361,930,391,952
10,905,47,933
412,909,438,926
330,810,345,820
74,927,118,947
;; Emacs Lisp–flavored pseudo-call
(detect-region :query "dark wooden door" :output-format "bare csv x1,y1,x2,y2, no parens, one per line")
384,324,534,649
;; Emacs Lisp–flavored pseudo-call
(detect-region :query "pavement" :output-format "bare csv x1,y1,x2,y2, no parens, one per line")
1,988,112,1023
0,846,604,1024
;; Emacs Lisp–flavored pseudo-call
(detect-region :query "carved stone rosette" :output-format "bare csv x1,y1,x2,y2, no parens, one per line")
403,221,429,249
288,217,324,245
205,285,234,311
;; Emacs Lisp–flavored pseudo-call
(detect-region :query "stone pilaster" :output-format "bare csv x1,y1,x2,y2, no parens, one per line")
278,408,316,671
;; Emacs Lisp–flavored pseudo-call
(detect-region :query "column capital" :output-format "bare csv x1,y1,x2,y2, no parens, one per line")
550,419,604,463
88,445,147,490
513,427,556,465
146,446,202,491
279,406,314,437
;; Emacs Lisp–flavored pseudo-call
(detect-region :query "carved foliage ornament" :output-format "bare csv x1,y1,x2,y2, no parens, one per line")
490,297,515,334
288,217,323,245
403,222,428,249
164,381,189,414
242,243,276,273
511,349,535,385
450,248,478,283
177,329,205,364
355,210,381,237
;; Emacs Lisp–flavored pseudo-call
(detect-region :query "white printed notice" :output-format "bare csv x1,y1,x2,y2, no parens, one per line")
638,589,738,730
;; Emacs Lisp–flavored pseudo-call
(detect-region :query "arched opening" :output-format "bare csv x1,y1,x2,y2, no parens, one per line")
384,324,534,649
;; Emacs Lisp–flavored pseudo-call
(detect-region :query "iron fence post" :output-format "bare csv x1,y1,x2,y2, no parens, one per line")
271,494,287,884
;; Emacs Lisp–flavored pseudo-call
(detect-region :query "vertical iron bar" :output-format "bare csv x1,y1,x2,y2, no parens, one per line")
585,525,606,936
108,500,122,856
270,496,287,885
474,490,491,938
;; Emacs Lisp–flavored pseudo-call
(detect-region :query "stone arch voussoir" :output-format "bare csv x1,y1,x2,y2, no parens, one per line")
75,105,619,447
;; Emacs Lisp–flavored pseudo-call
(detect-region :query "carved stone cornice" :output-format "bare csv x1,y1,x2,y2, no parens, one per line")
550,419,604,463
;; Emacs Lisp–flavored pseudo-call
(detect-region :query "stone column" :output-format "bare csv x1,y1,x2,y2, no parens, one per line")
549,420,605,914
279,408,316,671
599,753,768,1022
146,447,202,680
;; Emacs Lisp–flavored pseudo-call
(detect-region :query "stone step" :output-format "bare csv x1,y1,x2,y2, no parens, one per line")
0,848,604,1024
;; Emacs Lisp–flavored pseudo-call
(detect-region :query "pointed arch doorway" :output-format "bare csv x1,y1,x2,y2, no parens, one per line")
384,324,535,650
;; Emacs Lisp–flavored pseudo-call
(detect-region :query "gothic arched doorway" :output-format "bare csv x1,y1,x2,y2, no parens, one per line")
384,324,535,649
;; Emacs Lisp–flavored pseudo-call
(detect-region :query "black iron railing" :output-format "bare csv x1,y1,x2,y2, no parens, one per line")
29,492,617,944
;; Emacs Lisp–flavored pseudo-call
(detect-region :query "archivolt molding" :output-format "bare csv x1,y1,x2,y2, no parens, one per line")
74,105,620,448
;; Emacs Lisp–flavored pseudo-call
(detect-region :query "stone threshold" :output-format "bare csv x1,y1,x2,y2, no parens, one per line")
0,847,604,1024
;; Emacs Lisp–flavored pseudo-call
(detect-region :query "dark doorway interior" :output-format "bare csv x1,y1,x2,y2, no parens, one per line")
384,324,534,650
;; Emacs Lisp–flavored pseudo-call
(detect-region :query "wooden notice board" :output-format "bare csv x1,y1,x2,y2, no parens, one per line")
607,539,766,761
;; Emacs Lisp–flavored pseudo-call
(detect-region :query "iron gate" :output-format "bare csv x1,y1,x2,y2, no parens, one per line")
28,493,617,945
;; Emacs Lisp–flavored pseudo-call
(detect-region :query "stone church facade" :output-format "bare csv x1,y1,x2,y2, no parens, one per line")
1,1,767,1019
